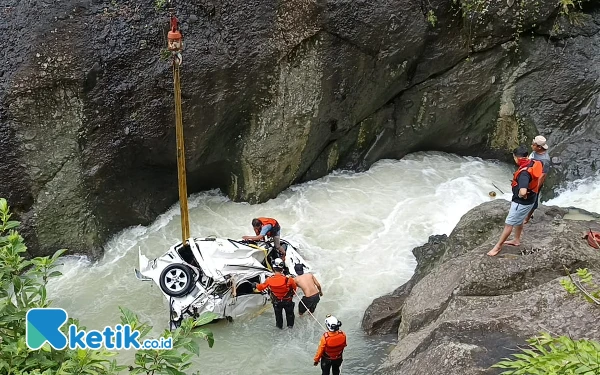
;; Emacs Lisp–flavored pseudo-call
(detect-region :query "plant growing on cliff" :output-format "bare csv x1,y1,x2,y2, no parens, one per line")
558,0,589,15
492,268,600,374
441,0,591,56
160,48,172,61
551,0,592,36
0,197,215,375
155,0,167,11
455,0,539,55
560,267,600,304
427,10,438,27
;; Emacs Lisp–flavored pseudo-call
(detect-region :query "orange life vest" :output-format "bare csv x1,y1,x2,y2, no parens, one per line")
511,160,543,194
322,331,347,360
254,217,280,237
259,273,295,301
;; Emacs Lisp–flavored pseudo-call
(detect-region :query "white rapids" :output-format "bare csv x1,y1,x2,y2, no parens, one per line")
46,151,600,374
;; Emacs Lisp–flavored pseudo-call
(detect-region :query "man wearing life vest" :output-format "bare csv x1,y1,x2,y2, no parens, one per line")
242,217,286,260
488,145,543,256
524,135,551,224
254,258,297,329
314,315,347,375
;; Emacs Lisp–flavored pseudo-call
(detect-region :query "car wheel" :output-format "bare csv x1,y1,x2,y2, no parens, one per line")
159,264,195,297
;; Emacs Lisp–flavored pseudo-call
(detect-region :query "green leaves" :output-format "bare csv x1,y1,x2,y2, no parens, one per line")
562,268,600,305
125,311,218,374
2,220,20,232
182,339,201,357
0,197,215,374
0,198,21,234
577,269,594,285
493,334,600,375
493,269,600,374
0,199,108,375
560,278,579,295
118,306,152,340
193,312,218,327
154,0,167,11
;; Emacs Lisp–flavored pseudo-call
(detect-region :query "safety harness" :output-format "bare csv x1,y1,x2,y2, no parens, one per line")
269,276,294,303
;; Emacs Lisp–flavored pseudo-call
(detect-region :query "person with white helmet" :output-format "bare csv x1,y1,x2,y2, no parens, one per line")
314,315,347,375
253,258,297,329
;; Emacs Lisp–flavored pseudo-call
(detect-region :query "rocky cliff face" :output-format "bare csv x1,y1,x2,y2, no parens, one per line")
1,0,599,257
362,201,600,374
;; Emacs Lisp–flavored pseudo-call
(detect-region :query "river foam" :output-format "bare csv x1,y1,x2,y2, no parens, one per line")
46,152,599,374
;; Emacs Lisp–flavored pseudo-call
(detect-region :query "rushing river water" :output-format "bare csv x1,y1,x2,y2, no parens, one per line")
46,151,600,375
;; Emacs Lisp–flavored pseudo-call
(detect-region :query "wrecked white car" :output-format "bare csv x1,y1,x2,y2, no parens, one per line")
134,236,311,327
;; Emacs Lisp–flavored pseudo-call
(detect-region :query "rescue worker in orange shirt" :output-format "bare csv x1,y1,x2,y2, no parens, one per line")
314,315,347,375
243,217,286,260
253,258,297,329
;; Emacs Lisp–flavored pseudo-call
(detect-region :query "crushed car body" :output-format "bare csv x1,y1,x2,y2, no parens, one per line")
134,236,311,327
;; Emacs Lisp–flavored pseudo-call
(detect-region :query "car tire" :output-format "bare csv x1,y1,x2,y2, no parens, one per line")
159,264,195,298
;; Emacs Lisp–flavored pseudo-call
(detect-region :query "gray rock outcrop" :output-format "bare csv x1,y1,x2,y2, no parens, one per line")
362,200,600,374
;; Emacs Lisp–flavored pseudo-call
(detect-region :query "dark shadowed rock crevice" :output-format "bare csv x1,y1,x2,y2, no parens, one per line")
1,0,600,258
362,234,448,336
362,200,600,374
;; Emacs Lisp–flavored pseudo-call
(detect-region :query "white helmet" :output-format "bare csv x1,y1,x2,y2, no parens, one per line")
273,258,284,270
325,315,342,332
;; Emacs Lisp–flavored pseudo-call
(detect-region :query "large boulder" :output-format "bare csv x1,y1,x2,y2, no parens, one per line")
362,200,600,374
1,0,599,257
362,234,449,335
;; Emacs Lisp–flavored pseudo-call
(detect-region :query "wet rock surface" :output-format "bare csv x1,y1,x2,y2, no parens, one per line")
1,0,600,257
362,200,600,374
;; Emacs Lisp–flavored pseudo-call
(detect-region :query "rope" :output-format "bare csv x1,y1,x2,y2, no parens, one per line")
295,288,344,374
172,42,190,243
246,303,271,321
492,182,505,194
294,289,327,331
247,243,273,272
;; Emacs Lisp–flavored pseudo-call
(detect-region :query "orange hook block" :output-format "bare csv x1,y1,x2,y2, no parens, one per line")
168,16,183,52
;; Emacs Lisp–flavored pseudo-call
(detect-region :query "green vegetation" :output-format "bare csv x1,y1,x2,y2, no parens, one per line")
426,0,592,55
493,333,600,374
492,268,600,374
558,0,588,15
552,0,592,35
160,48,172,61
124,309,215,375
456,0,541,55
0,197,216,375
427,10,438,27
155,0,167,11
560,268,599,302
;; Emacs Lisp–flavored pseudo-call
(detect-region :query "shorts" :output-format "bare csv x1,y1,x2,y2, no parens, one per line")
299,293,320,314
505,201,534,226
266,224,281,238
271,226,281,237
